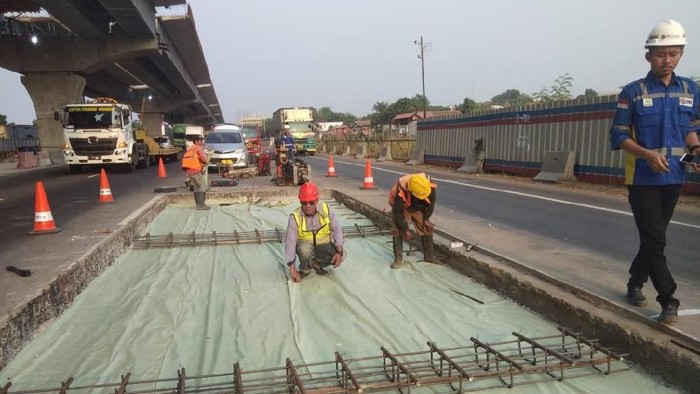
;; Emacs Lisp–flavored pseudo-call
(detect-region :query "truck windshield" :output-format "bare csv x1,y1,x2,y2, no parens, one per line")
240,126,259,139
64,106,120,129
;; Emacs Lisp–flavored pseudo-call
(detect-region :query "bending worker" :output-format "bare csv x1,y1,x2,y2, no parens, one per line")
285,182,345,282
389,173,438,268
181,135,210,210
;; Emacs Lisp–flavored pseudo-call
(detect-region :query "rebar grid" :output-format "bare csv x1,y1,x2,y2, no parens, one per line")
131,224,389,250
1,327,628,394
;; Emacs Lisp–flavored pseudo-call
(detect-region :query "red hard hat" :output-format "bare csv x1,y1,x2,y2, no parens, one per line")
298,182,319,202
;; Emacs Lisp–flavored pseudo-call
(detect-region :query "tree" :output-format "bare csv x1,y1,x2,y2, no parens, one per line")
575,88,599,100
456,97,480,113
368,94,429,125
549,73,574,101
0,113,7,125
490,89,531,107
533,73,575,103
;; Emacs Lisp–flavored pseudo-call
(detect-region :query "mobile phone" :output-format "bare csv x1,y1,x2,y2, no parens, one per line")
680,153,700,164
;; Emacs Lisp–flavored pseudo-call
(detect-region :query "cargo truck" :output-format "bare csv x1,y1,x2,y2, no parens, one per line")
272,107,316,156
59,98,180,173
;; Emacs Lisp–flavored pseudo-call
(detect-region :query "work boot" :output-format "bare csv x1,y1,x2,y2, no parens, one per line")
194,191,210,210
421,234,441,264
390,236,403,269
657,303,679,324
311,259,329,276
626,286,647,307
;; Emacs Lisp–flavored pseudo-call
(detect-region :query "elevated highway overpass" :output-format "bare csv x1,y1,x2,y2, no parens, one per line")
0,0,224,155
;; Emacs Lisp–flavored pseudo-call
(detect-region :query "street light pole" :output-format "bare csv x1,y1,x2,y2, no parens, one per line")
415,36,427,118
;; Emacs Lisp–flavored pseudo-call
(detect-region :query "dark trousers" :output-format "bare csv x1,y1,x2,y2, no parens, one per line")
627,184,681,306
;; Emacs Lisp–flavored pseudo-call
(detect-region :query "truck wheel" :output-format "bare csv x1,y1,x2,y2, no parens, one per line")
69,165,83,174
138,152,150,169
125,150,137,173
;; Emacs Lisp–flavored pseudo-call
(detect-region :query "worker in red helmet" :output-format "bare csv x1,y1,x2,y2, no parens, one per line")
284,182,345,282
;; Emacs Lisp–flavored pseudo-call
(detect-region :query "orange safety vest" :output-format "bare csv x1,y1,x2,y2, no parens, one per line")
181,145,203,171
388,173,436,208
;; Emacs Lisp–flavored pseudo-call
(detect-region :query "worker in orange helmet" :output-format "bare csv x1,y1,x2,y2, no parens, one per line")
284,182,345,282
388,173,438,268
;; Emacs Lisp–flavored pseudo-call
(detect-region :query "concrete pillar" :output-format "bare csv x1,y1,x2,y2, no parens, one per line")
21,72,85,153
140,113,165,138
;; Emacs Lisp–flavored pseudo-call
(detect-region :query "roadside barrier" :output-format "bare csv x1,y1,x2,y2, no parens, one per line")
359,159,377,190
16,151,37,169
157,157,167,178
533,151,576,183
28,181,62,235
326,155,337,177
405,147,424,166
377,145,392,162
98,169,115,203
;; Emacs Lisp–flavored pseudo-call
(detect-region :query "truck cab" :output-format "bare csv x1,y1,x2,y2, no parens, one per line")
60,98,148,173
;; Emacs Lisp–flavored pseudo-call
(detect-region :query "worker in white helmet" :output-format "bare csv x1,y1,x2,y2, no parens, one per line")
609,19,700,324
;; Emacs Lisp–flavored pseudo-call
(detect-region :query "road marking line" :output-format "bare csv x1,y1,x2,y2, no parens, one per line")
313,158,700,230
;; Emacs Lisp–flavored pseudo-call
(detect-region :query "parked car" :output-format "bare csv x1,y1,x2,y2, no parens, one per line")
204,126,248,169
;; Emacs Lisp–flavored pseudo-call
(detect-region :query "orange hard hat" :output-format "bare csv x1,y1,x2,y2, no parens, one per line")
298,182,319,202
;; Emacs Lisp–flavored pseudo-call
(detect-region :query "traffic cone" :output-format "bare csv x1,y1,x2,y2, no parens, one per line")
157,157,167,178
28,181,62,235
98,168,115,203
326,155,337,177
359,159,377,190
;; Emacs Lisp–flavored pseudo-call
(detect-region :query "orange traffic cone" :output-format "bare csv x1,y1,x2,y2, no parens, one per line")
28,181,62,235
359,159,377,190
98,168,115,203
326,155,337,177
157,157,167,178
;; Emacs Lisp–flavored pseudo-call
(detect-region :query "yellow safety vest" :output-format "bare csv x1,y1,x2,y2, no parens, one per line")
292,202,331,246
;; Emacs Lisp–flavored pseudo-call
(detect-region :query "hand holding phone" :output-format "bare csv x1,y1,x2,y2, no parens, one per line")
680,153,700,164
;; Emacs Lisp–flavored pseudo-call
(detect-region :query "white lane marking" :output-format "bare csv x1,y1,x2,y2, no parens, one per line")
317,158,700,230
87,174,100,178
651,309,700,319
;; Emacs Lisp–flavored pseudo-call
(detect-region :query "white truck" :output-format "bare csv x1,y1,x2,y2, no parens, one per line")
59,98,150,173
272,107,317,156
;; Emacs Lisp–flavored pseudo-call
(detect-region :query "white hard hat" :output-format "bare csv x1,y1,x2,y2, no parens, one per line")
645,19,687,48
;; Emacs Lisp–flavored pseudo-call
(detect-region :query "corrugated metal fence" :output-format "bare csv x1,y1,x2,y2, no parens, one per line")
417,95,698,189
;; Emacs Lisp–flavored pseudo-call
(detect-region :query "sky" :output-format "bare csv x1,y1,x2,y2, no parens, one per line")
2,0,700,124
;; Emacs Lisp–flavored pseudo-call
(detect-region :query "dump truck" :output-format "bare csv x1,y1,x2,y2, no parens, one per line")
272,107,316,156
59,98,150,173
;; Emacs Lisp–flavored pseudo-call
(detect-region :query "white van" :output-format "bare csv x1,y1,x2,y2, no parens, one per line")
205,124,248,169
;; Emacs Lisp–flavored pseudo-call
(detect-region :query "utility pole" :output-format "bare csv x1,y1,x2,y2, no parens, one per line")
414,36,427,119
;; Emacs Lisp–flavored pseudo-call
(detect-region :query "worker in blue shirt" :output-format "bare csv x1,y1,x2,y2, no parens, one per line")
279,125,295,162
609,19,700,324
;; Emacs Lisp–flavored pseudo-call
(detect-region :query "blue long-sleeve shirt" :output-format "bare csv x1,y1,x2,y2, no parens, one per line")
609,71,700,185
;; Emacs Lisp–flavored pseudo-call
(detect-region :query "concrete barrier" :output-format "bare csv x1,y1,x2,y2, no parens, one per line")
377,145,392,162
457,152,484,173
16,152,37,169
37,151,52,166
533,151,576,183
405,147,424,166
342,145,353,157
356,142,368,160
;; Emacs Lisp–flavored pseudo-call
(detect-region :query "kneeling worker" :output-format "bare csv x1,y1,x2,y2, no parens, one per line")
285,182,345,282
389,173,438,268
181,135,210,210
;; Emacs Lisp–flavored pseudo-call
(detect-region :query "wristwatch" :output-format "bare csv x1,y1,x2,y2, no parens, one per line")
335,248,344,256
287,261,295,267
